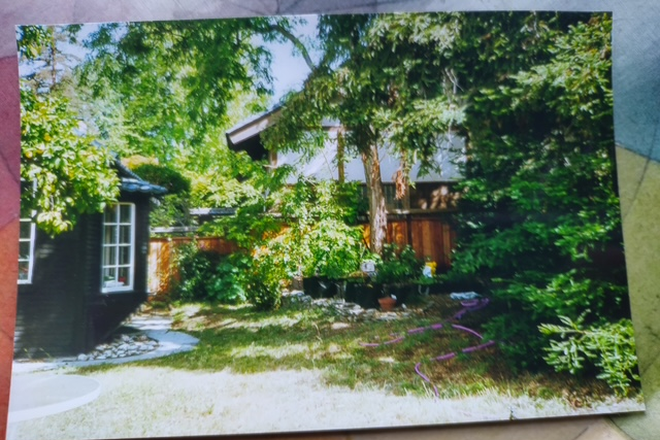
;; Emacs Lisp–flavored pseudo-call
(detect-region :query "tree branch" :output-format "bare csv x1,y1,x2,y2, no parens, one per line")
268,23,317,72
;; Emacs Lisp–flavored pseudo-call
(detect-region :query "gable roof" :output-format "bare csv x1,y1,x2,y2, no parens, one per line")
226,106,464,183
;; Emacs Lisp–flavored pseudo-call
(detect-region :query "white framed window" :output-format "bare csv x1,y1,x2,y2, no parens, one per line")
18,215,36,284
101,203,135,292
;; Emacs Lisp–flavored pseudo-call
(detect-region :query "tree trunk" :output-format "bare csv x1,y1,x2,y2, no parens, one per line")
362,144,387,255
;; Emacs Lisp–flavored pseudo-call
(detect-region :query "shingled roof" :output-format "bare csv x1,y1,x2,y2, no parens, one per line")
114,156,167,196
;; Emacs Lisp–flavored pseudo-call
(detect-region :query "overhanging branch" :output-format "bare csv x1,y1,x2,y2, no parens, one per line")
269,23,317,72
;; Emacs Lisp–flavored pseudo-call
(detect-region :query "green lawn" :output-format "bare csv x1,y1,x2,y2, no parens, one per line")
107,294,634,408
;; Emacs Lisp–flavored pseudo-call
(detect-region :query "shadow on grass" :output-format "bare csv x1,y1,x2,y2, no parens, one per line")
78,296,638,406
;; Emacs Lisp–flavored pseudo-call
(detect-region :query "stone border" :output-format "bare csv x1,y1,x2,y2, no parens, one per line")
12,330,198,374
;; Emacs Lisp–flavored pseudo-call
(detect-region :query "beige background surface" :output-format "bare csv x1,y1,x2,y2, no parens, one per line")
1,1,658,439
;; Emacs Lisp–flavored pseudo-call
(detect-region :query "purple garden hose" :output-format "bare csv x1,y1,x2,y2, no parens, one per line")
415,362,439,397
451,324,484,339
360,297,495,398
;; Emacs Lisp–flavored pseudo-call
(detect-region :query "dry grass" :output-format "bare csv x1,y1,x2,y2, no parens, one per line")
8,296,644,439
7,366,642,440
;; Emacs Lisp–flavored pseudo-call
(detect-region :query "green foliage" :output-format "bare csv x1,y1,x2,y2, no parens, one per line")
243,250,284,311
17,25,83,96
131,163,190,195
443,12,632,392
263,13,470,253
275,179,366,279
16,26,52,61
303,218,364,279
77,18,296,162
482,312,547,371
375,244,423,285
20,88,119,235
148,194,192,228
174,243,246,304
129,163,193,228
197,167,366,309
540,316,639,396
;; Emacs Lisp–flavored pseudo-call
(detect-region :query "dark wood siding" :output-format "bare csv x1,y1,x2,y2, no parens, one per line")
15,220,87,357
15,190,154,357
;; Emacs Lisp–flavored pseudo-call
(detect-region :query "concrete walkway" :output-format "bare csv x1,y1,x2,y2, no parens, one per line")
12,312,198,374
8,374,101,423
9,311,198,423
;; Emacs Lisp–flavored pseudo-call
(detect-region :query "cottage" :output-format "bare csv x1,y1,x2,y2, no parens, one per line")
225,106,464,270
15,159,166,357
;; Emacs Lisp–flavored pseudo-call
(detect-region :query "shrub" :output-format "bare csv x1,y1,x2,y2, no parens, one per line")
131,163,193,228
174,243,246,304
303,219,365,279
244,269,282,311
375,244,423,285
243,249,283,311
539,316,639,396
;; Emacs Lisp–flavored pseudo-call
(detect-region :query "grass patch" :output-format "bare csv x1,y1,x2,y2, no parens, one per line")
84,295,640,407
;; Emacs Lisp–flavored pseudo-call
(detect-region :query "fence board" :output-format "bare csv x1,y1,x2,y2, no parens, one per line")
148,237,235,298
359,214,456,271
148,215,456,298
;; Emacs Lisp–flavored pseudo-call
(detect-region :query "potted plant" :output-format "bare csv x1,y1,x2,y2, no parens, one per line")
377,295,397,311
304,219,364,298
345,271,380,308
375,244,424,309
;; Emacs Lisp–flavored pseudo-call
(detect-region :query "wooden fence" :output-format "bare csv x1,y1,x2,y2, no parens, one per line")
364,212,456,272
148,236,236,297
148,213,456,297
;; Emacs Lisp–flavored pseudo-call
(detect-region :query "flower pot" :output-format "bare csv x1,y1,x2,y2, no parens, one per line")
393,283,416,304
378,296,397,311
303,276,332,298
346,282,380,309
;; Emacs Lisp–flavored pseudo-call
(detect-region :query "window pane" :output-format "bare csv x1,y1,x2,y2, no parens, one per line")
102,203,135,291
119,225,131,244
104,204,117,223
104,226,117,244
103,246,116,266
18,262,30,281
19,221,32,239
120,205,132,223
20,204,31,218
103,267,116,282
118,267,130,286
119,246,131,265
19,242,31,260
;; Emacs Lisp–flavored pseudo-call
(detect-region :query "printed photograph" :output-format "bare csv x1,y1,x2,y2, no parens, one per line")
8,10,644,439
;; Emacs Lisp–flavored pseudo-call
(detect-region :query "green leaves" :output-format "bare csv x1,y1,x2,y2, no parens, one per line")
77,17,291,162
20,88,119,235
443,12,633,392
375,244,423,285
540,317,639,396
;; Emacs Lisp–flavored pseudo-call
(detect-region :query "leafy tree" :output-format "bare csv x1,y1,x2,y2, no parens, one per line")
19,88,120,235
76,18,299,163
262,12,634,390
445,13,632,386
18,26,120,235
263,13,466,254
130,163,192,228
196,161,366,309
131,163,190,195
17,25,82,95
